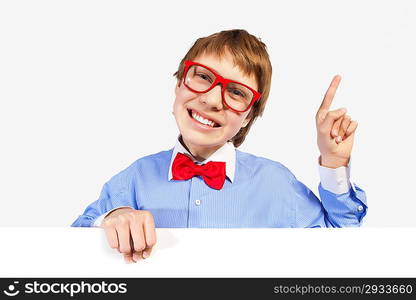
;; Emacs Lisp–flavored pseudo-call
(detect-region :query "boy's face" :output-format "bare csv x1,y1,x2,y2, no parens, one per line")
173,51,258,152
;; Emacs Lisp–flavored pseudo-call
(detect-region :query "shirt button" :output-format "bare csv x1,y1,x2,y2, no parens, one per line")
195,199,201,206
357,205,364,212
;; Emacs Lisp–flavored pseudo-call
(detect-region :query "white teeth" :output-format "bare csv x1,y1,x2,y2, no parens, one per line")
191,111,216,127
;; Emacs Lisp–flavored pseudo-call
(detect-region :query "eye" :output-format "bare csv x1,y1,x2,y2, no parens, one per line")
196,72,213,83
229,88,245,97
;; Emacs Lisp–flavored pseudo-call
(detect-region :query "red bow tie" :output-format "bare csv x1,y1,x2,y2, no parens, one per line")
172,152,226,190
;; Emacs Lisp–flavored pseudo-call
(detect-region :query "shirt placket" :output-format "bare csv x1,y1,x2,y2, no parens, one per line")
187,171,208,228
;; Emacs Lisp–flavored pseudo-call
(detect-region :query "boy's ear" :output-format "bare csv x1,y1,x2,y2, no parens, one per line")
175,79,181,95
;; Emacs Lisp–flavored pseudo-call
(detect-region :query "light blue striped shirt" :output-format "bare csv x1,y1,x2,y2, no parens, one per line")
71,141,367,228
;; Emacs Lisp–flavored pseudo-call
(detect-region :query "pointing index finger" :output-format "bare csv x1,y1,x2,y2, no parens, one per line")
318,75,342,113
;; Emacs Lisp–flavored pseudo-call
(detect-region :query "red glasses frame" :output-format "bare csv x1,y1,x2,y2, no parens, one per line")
182,60,261,113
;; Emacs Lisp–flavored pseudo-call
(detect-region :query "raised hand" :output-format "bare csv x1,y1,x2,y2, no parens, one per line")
315,75,358,168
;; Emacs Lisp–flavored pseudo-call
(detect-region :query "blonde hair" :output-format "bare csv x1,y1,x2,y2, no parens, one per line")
173,29,273,147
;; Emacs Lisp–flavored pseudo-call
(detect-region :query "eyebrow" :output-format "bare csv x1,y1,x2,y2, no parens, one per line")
209,65,221,75
195,61,221,74
198,62,248,84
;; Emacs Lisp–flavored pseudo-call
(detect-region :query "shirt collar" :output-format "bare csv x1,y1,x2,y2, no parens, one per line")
168,136,236,183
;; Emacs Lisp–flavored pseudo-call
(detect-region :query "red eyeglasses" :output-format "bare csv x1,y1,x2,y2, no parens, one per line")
182,60,261,113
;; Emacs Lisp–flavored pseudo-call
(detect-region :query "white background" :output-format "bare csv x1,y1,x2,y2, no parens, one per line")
1,0,415,227
2,228,416,277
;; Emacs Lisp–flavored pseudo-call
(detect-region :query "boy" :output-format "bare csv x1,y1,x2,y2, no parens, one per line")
72,29,367,263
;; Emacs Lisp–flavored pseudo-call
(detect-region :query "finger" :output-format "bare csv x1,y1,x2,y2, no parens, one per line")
319,107,347,135
142,214,157,259
317,75,342,116
131,234,143,262
132,251,143,262
130,221,146,253
331,116,343,138
123,252,135,264
339,115,351,138
142,247,153,259
103,226,119,251
316,108,329,125
340,121,358,145
345,120,358,137
116,223,133,255
130,222,146,263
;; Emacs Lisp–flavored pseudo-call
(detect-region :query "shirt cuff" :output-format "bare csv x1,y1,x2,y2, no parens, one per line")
92,206,133,227
318,156,352,194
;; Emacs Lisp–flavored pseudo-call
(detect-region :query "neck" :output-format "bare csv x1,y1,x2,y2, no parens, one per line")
179,135,223,162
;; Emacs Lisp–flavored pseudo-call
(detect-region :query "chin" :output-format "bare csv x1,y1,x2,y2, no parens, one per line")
181,130,226,148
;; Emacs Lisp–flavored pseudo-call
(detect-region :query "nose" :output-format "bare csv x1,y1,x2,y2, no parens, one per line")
200,84,224,111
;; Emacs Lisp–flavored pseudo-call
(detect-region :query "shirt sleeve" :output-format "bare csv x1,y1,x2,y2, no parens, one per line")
288,160,367,228
317,156,367,227
71,163,139,227
318,164,351,194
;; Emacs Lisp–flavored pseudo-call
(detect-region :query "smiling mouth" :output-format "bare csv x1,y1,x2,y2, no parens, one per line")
187,109,221,128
